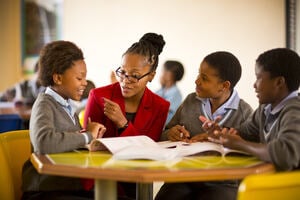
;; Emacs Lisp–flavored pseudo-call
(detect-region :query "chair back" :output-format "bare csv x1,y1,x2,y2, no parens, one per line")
237,171,300,200
0,130,31,200
0,114,23,133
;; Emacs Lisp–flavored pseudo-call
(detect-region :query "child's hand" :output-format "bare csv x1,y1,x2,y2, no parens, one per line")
189,133,208,142
86,118,106,139
167,125,190,142
208,128,243,149
199,115,222,132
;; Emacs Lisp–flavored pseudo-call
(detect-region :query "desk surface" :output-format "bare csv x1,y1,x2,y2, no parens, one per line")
31,150,275,183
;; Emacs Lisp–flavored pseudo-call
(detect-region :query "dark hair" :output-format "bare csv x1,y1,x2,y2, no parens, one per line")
123,32,165,71
203,51,242,90
164,60,184,81
256,48,300,92
38,40,84,86
81,80,95,100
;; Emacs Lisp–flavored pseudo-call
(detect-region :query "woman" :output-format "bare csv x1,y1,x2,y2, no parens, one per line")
84,32,170,199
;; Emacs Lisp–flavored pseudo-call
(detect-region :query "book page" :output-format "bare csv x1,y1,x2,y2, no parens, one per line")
99,135,160,154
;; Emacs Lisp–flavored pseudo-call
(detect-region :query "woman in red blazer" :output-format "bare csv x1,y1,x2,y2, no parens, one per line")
83,33,170,199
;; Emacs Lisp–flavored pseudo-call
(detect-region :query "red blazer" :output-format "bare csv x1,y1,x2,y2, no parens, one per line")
84,82,170,141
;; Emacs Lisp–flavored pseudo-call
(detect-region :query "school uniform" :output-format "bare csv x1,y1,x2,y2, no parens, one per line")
156,90,253,200
22,88,93,200
239,91,300,171
156,84,183,124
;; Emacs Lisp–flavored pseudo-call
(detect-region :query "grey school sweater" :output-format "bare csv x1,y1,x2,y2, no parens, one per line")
22,93,92,192
161,92,253,140
239,96,300,171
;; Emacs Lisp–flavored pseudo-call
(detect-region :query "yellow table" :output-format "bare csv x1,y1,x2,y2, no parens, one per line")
31,150,275,200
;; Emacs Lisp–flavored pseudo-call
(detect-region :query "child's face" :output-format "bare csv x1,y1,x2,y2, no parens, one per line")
118,53,155,99
195,61,225,99
159,69,173,87
254,63,281,106
54,60,87,101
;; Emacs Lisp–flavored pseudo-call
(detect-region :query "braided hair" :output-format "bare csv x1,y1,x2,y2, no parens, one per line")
123,33,165,71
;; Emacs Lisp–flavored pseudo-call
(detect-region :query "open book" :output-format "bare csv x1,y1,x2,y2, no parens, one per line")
87,135,249,161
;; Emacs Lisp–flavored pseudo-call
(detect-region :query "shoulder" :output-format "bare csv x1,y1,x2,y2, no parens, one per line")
33,93,57,108
238,99,253,110
145,88,169,108
90,82,121,98
183,92,199,103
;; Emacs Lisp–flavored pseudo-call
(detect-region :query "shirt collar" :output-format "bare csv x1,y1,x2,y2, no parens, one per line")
196,89,240,119
197,89,240,110
45,87,75,115
264,90,299,116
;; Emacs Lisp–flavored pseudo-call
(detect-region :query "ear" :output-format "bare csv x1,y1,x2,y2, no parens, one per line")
148,71,156,82
53,73,63,85
276,76,286,87
220,80,231,92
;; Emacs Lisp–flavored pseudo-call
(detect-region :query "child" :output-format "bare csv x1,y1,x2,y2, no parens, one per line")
156,51,253,200
156,60,185,124
84,32,170,199
208,48,300,171
21,40,106,200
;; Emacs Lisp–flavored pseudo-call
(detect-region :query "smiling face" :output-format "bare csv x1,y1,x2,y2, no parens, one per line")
52,60,87,101
118,53,155,99
195,61,226,99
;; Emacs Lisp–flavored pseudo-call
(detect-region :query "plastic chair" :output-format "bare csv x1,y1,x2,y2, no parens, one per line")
0,130,31,200
237,170,300,200
79,109,85,127
0,114,23,133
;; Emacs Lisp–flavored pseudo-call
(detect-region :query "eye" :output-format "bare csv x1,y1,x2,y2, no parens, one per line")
77,77,83,81
120,70,127,75
131,74,140,79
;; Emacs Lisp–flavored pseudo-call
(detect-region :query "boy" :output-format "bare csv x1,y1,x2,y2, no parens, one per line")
156,51,253,200
208,48,300,171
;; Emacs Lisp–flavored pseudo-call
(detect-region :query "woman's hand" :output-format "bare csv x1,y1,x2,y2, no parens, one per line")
86,118,106,139
103,98,127,128
167,125,190,142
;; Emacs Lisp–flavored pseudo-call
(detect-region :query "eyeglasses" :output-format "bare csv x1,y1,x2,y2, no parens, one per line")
115,67,152,83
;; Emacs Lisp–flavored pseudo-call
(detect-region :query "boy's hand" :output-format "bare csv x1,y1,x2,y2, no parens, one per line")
167,125,190,142
199,115,222,135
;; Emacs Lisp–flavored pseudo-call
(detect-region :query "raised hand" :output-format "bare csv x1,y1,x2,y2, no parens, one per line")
103,98,127,128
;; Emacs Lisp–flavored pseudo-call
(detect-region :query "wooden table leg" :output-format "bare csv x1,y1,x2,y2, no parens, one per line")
95,179,117,200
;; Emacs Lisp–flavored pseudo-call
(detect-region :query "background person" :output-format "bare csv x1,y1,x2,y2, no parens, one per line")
156,60,184,124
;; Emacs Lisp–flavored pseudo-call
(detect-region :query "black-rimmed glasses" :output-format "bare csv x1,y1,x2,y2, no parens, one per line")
115,67,152,83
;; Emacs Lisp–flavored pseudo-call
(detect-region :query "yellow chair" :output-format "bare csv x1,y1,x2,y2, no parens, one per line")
79,109,85,127
237,171,300,200
0,130,31,200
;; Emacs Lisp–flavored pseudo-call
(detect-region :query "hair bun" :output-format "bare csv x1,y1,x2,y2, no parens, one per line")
139,32,165,55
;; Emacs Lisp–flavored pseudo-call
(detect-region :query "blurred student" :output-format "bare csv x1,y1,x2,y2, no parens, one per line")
156,51,253,200
0,61,45,106
84,32,170,199
21,40,106,200
156,60,184,123
207,48,300,172
74,79,96,114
